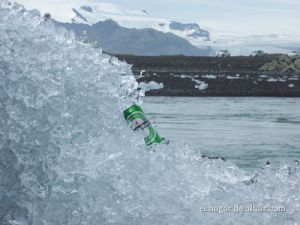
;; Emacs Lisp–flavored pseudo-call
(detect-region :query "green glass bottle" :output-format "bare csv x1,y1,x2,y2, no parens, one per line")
123,104,162,145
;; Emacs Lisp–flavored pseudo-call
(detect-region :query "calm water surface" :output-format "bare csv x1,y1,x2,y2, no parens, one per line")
143,97,300,170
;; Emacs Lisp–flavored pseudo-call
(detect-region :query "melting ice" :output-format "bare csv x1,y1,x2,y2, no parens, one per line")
0,1,300,225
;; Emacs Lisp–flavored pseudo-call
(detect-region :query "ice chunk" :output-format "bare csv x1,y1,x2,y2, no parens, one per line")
193,79,208,90
267,77,277,82
226,75,240,80
139,81,164,91
289,83,295,88
203,74,217,79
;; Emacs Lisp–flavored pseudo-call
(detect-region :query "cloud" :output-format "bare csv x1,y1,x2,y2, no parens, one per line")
15,0,83,21
15,0,125,21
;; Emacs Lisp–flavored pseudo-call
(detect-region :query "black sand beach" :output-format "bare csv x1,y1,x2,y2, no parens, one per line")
116,54,300,96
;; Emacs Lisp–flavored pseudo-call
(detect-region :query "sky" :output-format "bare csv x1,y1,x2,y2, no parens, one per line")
16,0,300,37
15,0,300,55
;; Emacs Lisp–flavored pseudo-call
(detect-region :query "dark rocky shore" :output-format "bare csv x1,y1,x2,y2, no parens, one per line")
116,54,300,97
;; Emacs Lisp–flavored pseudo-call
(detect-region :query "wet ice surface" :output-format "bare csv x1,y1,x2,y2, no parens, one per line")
144,97,300,170
0,1,300,225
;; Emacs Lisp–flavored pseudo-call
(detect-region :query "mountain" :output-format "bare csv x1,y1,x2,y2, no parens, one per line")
56,19,213,56
168,21,210,41
71,4,212,46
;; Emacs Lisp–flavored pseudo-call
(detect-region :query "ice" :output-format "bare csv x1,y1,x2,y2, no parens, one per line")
0,1,300,225
195,82,208,91
226,75,240,80
138,81,164,92
192,79,208,91
289,84,295,88
267,77,278,82
203,74,216,79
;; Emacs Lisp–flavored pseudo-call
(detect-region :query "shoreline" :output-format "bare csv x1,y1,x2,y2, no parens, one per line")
116,54,300,97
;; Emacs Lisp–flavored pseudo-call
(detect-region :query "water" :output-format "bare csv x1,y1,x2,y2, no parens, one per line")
144,97,300,170
1,2,300,225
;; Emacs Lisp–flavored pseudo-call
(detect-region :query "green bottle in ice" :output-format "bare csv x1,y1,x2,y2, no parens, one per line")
123,104,162,145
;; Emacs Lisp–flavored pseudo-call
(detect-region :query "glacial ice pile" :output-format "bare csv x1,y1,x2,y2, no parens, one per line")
0,1,300,225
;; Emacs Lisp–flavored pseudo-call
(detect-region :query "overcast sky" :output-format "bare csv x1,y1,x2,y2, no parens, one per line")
16,0,300,37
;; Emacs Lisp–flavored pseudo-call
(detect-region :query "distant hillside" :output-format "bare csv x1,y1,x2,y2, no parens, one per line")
55,19,213,56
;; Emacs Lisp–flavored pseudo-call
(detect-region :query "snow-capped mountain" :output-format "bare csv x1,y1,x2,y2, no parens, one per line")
47,2,214,56
70,4,211,46
57,19,213,56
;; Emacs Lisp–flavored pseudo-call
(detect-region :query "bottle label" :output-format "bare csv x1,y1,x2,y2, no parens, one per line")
126,111,158,145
